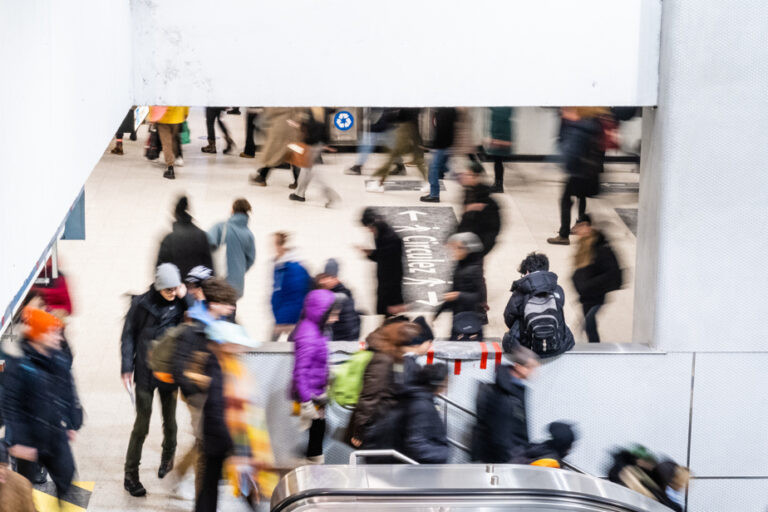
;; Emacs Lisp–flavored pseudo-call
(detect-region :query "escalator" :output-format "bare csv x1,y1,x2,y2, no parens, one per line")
271,463,672,511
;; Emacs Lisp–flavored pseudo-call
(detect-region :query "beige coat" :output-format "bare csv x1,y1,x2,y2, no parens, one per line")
0,470,36,512
260,107,305,167
451,107,477,156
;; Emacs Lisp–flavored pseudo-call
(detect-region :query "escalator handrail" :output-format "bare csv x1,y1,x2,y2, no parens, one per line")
349,449,419,466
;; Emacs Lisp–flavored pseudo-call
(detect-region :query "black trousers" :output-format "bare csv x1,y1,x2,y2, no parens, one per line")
125,385,178,473
307,418,326,457
493,156,504,186
16,435,75,499
559,180,587,238
195,453,225,512
258,165,300,183
582,301,603,343
205,107,231,143
243,111,259,156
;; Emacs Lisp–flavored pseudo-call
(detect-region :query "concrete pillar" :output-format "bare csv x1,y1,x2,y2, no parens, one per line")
634,0,768,351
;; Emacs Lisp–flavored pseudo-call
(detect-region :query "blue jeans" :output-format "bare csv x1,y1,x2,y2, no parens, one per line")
356,130,396,166
428,149,450,198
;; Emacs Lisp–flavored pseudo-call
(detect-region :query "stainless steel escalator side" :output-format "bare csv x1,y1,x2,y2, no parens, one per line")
270,464,672,512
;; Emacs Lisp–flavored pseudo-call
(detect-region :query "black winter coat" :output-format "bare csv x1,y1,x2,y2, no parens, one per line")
432,108,457,150
368,222,404,315
330,283,361,341
157,219,214,279
202,352,233,457
436,253,485,317
121,287,187,390
503,271,574,356
2,341,81,456
402,387,449,464
558,117,603,197
457,184,501,256
471,367,529,463
572,232,622,304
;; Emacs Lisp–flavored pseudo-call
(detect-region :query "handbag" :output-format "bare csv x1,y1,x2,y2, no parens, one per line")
286,142,314,169
180,121,191,144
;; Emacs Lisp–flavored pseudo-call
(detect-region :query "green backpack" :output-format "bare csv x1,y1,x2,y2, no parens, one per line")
148,324,187,384
330,350,374,407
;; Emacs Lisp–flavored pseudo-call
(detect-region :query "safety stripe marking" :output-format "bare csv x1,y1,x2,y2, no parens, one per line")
426,347,434,365
32,480,93,511
479,342,488,369
454,360,461,375
492,342,502,366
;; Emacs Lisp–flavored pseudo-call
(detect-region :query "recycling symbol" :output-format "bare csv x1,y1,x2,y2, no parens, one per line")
334,111,354,131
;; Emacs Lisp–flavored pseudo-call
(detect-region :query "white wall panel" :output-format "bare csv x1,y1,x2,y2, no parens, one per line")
131,0,661,107
0,0,133,330
690,353,768,477
688,479,768,512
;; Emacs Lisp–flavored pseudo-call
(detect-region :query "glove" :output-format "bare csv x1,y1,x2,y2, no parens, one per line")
298,401,319,431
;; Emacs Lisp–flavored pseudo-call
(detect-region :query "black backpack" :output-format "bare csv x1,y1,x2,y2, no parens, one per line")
522,292,566,356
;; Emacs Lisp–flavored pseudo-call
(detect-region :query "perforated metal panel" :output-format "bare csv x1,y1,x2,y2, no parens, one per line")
687,478,768,512
690,353,768,476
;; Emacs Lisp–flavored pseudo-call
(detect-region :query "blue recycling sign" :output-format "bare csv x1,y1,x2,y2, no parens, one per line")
334,110,354,131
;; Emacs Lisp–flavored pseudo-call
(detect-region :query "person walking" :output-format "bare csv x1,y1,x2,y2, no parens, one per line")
201,107,235,154
249,107,303,188
420,107,457,203
471,345,539,463
2,308,82,502
452,107,479,163
456,161,502,257
121,263,187,497
110,107,137,155
358,208,405,317
435,232,486,340
207,199,256,299
571,215,623,343
153,106,189,180
289,108,341,207
547,107,606,245
291,289,343,464
371,108,427,190
240,108,262,159
346,108,403,175
157,196,214,279
270,232,311,340
316,258,361,341
400,363,450,464
485,107,514,193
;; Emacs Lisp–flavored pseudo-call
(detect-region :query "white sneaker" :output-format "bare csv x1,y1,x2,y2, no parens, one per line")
366,181,385,193
175,157,184,167
172,473,196,501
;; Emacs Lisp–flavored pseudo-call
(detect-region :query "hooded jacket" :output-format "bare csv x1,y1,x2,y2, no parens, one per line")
157,217,213,280
291,289,335,403
503,271,575,356
271,250,311,325
436,252,485,318
2,341,81,454
572,232,622,304
330,282,361,341
120,287,187,390
207,212,256,298
401,384,449,464
471,366,529,463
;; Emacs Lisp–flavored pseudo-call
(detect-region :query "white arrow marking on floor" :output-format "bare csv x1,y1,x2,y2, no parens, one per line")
404,277,446,287
398,210,427,222
415,291,440,306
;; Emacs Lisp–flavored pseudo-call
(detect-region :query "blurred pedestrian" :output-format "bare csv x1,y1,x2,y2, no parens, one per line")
153,106,189,180
435,232,486,340
358,208,405,317
3,308,82,501
346,108,403,175
571,215,623,343
171,278,237,499
291,289,343,464
158,196,214,279
371,108,426,190
110,107,137,155
201,107,235,154
485,107,514,193
608,446,689,512
240,108,262,159
289,108,341,208
121,263,187,497
270,232,311,340
452,107,478,162
471,345,539,463
511,421,577,467
207,199,256,299
547,107,606,245
316,259,361,341
420,107,456,203
502,252,575,358
249,107,303,188
456,161,501,257
0,443,36,512
399,362,450,464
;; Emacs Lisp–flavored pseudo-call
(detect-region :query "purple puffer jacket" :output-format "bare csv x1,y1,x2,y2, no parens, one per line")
291,289,335,403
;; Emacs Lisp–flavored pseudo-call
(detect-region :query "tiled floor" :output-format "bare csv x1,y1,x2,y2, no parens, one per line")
57,108,638,510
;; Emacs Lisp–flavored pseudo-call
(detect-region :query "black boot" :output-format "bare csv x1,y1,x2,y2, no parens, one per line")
124,471,147,497
163,166,175,180
201,142,217,154
223,136,235,155
158,456,174,479
346,164,362,175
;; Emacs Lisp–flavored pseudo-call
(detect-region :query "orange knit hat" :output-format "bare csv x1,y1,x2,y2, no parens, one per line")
23,307,63,341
